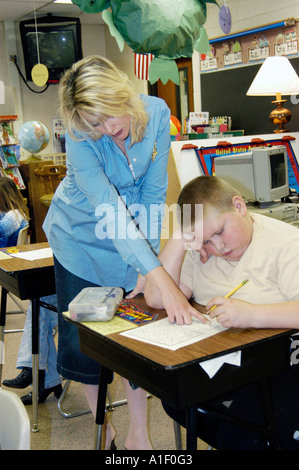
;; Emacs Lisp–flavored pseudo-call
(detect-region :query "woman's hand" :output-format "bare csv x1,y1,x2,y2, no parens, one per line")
161,286,208,325
146,265,208,325
206,297,257,329
126,275,146,299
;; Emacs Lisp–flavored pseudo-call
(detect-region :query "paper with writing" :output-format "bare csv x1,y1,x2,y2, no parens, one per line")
8,248,53,260
120,315,227,350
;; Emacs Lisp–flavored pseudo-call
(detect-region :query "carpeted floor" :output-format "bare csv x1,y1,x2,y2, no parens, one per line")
1,295,209,451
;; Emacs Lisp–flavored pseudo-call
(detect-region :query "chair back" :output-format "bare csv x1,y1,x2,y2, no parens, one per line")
17,225,29,245
0,389,30,450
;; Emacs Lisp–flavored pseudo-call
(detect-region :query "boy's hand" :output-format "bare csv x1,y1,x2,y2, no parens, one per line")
181,231,202,250
197,246,210,264
181,232,210,263
206,297,256,329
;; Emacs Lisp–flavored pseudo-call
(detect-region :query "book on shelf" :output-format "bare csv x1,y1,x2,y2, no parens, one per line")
0,121,18,145
0,167,25,190
187,130,244,140
0,145,19,168
0,118,25,190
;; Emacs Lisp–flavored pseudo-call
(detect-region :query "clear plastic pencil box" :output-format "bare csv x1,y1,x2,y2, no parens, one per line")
68,287,124,322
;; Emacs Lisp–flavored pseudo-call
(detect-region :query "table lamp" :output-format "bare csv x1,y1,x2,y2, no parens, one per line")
246,56,299,133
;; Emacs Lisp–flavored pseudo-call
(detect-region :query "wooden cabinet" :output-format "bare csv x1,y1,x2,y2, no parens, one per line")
19,160,66,242
0,115,66,243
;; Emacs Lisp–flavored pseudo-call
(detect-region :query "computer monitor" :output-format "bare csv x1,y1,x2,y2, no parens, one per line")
214,145,289,204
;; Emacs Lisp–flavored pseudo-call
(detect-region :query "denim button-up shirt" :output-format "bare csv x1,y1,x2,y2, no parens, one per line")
43,95,171,291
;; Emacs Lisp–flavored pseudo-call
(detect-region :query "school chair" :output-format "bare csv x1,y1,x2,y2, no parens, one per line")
16,225,29,245
57,378,129,419
4,225,29,333
0,389,30,450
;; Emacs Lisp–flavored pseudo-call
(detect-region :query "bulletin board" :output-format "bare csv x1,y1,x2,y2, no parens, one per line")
195,136,299,193
200,20,299,135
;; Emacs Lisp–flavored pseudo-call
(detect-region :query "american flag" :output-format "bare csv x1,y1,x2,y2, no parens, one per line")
134,53,154,81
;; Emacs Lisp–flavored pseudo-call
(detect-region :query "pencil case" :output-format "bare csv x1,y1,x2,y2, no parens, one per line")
68,287,124,322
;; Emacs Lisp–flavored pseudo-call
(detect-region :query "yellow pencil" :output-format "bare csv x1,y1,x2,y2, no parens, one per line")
209,279,249,313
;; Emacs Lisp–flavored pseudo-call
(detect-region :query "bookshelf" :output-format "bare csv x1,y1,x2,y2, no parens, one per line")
0,115,25,190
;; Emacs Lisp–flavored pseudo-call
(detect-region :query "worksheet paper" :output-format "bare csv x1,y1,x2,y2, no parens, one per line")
120,316,227,350
7,247,53,260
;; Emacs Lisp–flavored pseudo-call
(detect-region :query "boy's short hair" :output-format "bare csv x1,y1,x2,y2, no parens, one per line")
177,175,242,229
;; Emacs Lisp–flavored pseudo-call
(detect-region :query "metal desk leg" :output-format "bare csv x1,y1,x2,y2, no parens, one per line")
260,378,280,449
94,366,110,450
0,288,7,385
31,297,40,432
186,406,198,450
173,421,183,450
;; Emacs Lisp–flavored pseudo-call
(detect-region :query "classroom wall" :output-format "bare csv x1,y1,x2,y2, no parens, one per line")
0,18,147,158
0,0,298,157
19,22,109,157
192,0,299,124
205,0,299,39
17,23,107,147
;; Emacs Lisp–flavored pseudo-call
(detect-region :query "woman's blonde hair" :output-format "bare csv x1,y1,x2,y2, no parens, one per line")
0,177,29,221
59,55,149,144
177,175,241,229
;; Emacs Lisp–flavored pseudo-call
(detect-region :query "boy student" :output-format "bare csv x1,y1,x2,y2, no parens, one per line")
144,175,299,449
145,175,299,329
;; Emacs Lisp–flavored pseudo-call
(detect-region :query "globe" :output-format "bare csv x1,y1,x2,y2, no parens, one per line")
18,121,50,155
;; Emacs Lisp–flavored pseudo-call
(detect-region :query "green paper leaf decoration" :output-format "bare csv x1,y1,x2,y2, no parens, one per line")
72,0,218,84
148,58,179,86
102,10,125,52
194,26,211,54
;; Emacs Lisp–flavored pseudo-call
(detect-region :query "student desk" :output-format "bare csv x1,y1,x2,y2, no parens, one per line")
0,242,55,432
72,296,297,450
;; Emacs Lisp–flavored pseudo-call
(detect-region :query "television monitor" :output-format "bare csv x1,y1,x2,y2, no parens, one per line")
19,15,82,84
214,145,289,203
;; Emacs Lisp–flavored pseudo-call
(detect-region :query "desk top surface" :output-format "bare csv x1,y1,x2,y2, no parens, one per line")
0,242,53,273
77,296,295,368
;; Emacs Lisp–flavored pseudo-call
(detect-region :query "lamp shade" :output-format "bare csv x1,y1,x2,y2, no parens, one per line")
246,56,299,96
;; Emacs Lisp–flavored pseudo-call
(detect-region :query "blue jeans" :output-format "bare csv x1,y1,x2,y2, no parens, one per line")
54,256,138,389
16,294,61,389
54,257,102,385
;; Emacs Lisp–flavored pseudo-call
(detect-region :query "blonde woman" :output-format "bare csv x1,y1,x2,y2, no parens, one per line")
0,176,29,247
43,56,203,450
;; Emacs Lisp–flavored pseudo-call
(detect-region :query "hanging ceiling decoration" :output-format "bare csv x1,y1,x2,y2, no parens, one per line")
71,0,218,84
218,2,232,34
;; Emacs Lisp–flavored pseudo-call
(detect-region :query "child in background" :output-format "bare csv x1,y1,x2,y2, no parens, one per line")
0,176,62,404
145,175,299,449
0,176,29,247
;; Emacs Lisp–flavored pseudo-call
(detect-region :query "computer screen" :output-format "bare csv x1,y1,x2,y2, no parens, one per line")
214,145,289,203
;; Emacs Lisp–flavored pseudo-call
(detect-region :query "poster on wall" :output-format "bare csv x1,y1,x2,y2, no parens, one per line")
195,137,299,193
52,118,66,154
200,19,299,72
